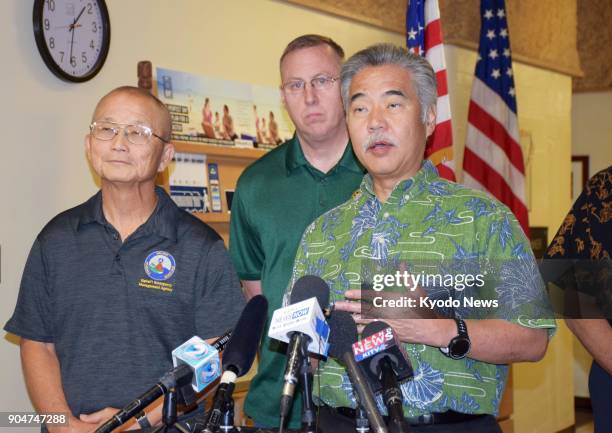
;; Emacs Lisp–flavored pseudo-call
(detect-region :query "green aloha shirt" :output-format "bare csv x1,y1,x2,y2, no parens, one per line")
286,160,555,416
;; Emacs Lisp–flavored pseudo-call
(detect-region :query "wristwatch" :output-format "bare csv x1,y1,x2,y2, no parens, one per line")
440,318,471,359
135,410,151,429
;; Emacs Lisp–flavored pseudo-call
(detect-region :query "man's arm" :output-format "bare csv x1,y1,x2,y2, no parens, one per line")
20,338,113,433
21,338,162,431
242,280,262,300
384,318,548,364
336,291,549,364
565,319,612,374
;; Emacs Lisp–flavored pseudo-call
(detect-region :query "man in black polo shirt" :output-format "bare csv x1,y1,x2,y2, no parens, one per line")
229,35,365,429
5,86,245,432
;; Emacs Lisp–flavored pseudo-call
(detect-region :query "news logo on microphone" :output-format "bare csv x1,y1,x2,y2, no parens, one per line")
268,297,330,357
352,327,395,362
172,336,220,392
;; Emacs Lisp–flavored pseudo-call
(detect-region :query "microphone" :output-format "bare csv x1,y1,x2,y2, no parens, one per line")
359,321,412,433
171,327,233,394
200,295,268,433
354,322,412,391
94,364,193,433
269,275,332,357
327,311,387,433
95,330,233,433
172,336,221,393
268,275,331,425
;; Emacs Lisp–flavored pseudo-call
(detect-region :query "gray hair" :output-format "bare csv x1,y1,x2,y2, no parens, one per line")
340,44,437,123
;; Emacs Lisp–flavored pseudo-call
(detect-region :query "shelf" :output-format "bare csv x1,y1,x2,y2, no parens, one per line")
172,140,268,160
192,212,230,224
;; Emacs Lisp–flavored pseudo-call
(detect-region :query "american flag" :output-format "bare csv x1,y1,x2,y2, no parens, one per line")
462,0,529,236
406,0,456,181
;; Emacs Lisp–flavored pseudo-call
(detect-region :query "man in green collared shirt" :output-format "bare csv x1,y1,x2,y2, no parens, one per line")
287,44,555,432
229,35,364,428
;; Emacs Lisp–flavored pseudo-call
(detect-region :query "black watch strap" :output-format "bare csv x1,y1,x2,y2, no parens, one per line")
456,318,468,337
135,411,151,429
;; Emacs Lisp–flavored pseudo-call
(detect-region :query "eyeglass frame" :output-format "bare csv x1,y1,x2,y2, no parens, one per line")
281,75,339,94
89,120,170,145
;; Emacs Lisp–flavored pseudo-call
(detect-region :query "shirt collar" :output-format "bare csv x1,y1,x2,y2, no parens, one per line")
77,190,105,228
285,132,364,176
76,186,179,242
360,159,438,201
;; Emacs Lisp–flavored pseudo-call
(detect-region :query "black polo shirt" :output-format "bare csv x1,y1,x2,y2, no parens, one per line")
5,187,245,419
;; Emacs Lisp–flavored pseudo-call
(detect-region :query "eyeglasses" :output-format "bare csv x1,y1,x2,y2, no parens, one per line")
281,76,339,94
89,121,169,145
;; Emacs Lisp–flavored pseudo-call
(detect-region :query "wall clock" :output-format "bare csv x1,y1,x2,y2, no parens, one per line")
33,0,111,82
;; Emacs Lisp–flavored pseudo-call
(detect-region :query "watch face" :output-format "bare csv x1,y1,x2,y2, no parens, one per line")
449,336,471,359
33,0,110,82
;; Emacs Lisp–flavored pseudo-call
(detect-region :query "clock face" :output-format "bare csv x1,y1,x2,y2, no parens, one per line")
33,0,110,82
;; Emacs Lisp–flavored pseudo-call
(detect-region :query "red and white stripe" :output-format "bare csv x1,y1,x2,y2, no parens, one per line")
463,77,529,236
423,0,455,181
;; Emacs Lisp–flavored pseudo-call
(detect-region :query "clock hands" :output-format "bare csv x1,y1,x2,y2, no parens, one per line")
68,6,86,32
69,21,75,64
73,6,87,26
68,6,86,68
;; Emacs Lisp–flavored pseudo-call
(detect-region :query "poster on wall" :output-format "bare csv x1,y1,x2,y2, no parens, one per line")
156,67,294,148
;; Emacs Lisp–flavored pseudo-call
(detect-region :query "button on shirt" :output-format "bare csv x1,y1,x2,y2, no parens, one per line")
5,187,245,420
229,134,364,428
287,160,555,417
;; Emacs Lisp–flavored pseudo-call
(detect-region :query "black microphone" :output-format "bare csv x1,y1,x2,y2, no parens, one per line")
201,295,268,433
355,322,413,392
361,321,411,433
279,276,330,425
327,311,388,433
290,275,330,304
94,364,193,433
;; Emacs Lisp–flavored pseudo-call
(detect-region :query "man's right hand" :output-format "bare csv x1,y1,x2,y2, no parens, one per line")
48,408,140,433
47,416,100,433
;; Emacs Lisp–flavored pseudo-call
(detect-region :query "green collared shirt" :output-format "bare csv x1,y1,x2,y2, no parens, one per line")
229,134,364,427
287,160,555,416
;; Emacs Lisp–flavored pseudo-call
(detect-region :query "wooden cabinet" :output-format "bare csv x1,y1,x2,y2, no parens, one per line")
157,141,267,244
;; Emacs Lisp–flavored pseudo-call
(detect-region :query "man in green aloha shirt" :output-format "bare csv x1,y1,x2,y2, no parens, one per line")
286,44,555,433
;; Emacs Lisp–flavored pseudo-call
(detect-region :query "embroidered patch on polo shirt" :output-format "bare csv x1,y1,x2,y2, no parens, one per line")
139,251,176,292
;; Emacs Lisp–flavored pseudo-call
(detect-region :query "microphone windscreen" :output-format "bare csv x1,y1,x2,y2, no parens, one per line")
327,311,358,359
222,295,268,377
362,320,390,338
290,275,330,308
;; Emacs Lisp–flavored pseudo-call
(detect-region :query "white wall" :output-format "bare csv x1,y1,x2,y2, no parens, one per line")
0,1,402,430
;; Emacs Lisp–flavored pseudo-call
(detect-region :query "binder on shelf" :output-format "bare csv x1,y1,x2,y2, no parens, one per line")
207,163,222,213
169,152,210,213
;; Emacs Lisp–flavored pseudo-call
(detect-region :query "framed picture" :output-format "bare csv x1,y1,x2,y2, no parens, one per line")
529,227,548,259
571,155,589,202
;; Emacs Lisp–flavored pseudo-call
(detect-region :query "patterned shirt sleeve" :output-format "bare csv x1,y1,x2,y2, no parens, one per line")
481,207,556,331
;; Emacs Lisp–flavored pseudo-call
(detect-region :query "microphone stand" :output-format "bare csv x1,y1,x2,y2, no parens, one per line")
151,388,178,433
219,391,236,432
152,383,196,433
380,358,410,433
299,337,317,433
355,406,370,433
